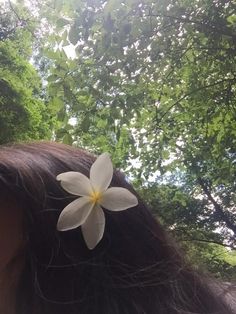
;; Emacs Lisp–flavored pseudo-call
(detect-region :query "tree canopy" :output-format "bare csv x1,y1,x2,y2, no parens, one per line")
43,0,236,246
0,2,52,144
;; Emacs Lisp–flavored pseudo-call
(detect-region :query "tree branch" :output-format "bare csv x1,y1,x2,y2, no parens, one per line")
8,0,22,23
157,77,236,124
173,144,236,239
181,238,235,250
197,177,236,236
147,13,236,41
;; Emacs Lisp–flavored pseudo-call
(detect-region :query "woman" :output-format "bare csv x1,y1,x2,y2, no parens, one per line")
0,141,235,314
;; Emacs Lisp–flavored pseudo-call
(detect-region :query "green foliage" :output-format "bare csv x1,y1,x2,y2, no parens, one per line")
42,0,236,243
139,183,236,280
183,242,236,281
0,2,52,144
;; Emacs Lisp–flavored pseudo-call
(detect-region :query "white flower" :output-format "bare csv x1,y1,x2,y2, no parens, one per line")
56,153,138,249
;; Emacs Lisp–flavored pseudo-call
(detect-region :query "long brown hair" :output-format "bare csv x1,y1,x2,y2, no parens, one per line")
0,141,234,314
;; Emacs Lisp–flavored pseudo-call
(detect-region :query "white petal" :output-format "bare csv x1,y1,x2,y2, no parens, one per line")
57,172,93,196
101,187,138,211
57,197,94,231
81,205,105,249
90,153,113,192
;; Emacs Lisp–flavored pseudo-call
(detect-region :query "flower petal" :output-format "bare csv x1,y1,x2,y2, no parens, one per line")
57,197,94,231
101,187,138,211
81,205,105,249
90,153,113,192
57,172,93,196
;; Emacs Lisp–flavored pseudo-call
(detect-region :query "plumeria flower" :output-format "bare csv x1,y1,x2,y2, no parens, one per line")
57,153,138,249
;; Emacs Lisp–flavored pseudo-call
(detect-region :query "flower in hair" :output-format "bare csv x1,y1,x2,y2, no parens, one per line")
56,153,138,249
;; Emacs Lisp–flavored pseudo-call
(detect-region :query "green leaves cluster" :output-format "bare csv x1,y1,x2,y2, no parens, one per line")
139,183,236,279
0,2,52,144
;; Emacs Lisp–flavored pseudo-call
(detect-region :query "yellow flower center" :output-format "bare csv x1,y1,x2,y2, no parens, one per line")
90,191,102,204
